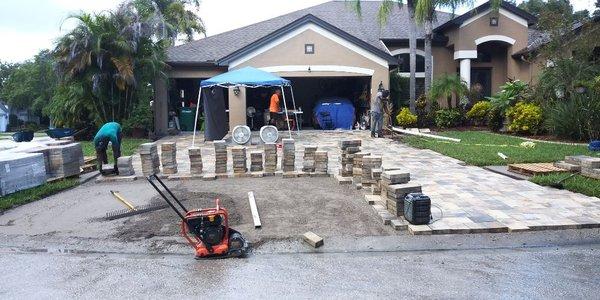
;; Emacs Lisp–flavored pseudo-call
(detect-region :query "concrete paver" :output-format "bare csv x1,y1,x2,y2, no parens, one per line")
108,130,600,234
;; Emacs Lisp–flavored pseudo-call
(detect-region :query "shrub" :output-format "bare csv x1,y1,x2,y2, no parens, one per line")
506,102,543,134
435,109,463,128
466,101,492,124
487,106,504,132
487,80,530,113
546,90,600,141
395,107,418,127
122,100,152,135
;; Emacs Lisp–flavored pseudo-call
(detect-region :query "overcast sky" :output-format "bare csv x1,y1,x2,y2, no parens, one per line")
0,0,596,63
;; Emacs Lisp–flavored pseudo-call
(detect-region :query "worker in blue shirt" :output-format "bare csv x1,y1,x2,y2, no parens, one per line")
93,122,122,175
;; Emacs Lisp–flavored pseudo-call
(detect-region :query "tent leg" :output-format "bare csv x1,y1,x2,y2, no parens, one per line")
192,87,202,147
281,85,292,139
290,86,300,132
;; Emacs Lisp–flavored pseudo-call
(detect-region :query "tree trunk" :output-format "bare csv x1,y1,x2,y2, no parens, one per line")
424,18,433,94
408,0,417,113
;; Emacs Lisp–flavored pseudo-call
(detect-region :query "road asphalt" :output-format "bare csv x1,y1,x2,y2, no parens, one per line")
1,233,598,298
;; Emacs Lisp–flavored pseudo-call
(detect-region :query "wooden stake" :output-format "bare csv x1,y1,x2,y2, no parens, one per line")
248,191,262,228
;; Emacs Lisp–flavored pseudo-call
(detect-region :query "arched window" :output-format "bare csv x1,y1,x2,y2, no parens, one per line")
395,53,425,73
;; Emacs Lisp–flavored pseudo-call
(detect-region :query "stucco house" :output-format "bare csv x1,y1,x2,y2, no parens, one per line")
156,0,545,135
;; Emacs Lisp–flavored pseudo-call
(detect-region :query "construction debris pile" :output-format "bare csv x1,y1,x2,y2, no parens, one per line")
139,142,160,176
188,146,203,175
231,146,248,174
160,142,178,175
0,152,47,196
214,140,228,174
117,156,135,176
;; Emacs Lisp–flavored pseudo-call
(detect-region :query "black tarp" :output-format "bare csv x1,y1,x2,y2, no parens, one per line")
202,87,227,141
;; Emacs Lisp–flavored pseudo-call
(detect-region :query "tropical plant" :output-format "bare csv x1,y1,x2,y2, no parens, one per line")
51,0,204,127
534,59,600,105
428,74,469,109
434,108,462,128
348,0,418,111
506,102,543,134
545,90,600,141
396,107,418,127
466,101,492,124
487,80,530,112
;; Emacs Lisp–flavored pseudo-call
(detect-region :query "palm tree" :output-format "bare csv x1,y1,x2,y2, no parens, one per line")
415,0,502,94
348,0,418,112
428,74,469,108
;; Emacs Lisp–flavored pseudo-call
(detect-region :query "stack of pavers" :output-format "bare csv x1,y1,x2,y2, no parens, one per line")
314,151,328,175
263,143,277,175
352,152,370,188
116,156,135,176
370,168,383,195
160,142,178,175
362,156,382,194
0,152,46,196
231,146,248,175
47,143,83,178
381,170,421,217
139,142,160,176
282,138,295,173
302,145,317,173
339,139,361,177
250,151,263,172
188,146,203,175
556,155,600,179
214,140,228,174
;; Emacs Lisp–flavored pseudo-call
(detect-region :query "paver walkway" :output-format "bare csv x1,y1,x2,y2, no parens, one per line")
120,130,600,233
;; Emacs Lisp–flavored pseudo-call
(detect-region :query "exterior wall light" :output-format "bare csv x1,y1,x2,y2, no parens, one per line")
233,86,241,96
490,17,498,26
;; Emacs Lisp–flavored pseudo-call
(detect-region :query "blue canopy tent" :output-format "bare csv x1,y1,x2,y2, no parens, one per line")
193,67,299,145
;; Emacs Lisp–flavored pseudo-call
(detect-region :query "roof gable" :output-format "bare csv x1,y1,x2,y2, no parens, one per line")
434,1,537,33
221,14,397,67
167,1,452,65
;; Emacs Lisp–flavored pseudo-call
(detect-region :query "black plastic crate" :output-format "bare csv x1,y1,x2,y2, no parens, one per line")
404,193,431,225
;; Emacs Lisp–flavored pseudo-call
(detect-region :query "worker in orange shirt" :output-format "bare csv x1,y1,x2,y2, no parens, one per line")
269,88,282,127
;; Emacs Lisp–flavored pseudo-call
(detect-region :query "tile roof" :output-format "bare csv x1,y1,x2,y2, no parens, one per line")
167,0,452,65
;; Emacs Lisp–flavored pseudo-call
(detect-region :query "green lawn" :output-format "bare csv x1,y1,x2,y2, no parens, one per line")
402,130,600,198
0,178,79,212
531,173,600,198
80,138,149,162
402,131,598,166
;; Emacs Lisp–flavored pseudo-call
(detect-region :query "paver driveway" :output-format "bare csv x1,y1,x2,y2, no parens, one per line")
121,130,600,233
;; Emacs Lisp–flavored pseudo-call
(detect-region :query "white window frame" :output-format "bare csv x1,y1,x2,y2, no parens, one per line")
389,48,432,79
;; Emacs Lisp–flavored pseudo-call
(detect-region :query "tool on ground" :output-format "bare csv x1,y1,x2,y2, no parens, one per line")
110,191,136,211
147,174,249,259
550,171,580,190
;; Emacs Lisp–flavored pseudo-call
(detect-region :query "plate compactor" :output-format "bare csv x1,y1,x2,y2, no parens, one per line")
147,175,249,259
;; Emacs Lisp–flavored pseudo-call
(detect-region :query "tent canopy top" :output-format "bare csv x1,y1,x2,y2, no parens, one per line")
200,66,291,88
